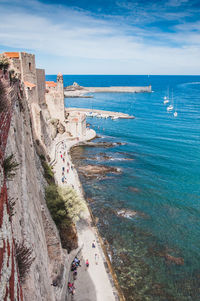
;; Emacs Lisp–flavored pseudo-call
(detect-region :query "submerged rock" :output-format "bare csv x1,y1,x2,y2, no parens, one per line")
115,208,147,219
164,254,184,265
74,141,126,148
86,197,95,203
78,164,121,178
128,186,140,193
116,209,138,219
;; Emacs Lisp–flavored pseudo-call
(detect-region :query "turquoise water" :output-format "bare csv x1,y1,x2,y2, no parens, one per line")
48,75,200,300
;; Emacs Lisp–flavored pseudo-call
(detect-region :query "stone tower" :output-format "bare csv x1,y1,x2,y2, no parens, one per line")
57,72,63,86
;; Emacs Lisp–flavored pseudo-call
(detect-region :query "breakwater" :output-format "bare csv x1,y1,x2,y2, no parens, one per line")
65,107,135,119
84,85,152,93
64,84,152,97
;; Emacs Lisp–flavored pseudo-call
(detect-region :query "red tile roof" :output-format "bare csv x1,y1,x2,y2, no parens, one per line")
3,52,19,59
24,81,36,88
46,81,57,88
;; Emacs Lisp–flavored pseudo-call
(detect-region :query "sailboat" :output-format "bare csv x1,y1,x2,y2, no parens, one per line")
173,95,178,117
167,90,174,112
163,88,169,104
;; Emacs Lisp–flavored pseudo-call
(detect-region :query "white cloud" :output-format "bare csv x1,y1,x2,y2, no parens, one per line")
0,0,200,74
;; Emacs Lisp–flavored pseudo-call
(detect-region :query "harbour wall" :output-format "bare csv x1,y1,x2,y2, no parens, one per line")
85,85,152,93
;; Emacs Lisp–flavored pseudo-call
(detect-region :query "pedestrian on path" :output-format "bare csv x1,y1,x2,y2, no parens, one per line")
85,259,89,269
92,240,96,248
95,253,99,265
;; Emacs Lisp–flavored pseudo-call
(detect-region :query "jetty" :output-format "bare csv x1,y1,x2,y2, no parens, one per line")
64,82,152,98
65,107,135,119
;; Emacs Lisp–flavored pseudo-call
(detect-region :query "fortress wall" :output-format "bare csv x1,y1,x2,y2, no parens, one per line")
0,73,23,301
0,57,69,301
36,68,46,105
19,53,37,85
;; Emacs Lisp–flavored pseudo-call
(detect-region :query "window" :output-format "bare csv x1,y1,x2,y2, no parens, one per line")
29,62,32,71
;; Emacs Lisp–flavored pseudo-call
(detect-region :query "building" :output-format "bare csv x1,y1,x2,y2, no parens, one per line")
65,111,86,138
2,52,86,141
2,52,64,154
45,73,65,122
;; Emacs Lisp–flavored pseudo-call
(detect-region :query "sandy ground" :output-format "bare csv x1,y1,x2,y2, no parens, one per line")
51,130,118,301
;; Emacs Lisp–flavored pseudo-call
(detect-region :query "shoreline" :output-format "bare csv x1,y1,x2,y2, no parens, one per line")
51,130,125,301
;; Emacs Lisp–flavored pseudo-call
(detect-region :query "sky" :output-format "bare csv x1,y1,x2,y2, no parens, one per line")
0,0,200,74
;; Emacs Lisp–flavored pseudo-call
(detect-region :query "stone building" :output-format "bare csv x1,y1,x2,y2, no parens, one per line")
65,111,86,138
3,52,65,154
45,73,65,122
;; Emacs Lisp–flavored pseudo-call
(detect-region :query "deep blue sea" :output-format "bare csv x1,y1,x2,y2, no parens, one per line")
47,75,200,301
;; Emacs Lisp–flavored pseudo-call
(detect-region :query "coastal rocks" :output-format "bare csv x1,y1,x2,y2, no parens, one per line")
78,164,121,179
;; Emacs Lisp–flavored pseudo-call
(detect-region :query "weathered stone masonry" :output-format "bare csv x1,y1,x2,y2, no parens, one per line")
0,70,23,301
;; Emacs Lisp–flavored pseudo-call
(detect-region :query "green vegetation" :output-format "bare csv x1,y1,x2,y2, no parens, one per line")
0,55,9,73
45,184,67,226
40,155,55,185
15,241,35,283
3,154,19,180
58,186,87,223
40,155,86,252
45,184,86,251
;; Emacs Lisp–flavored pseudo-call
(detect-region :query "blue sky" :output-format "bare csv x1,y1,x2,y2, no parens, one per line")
0,0,200,74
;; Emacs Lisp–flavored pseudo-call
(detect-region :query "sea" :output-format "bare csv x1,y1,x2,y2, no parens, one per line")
46,75,200,301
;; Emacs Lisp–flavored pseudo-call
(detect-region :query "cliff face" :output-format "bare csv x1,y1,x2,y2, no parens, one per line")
0,62,69,300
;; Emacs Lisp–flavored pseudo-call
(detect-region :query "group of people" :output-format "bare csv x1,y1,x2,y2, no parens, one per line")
59,144,74,185
67,241,100,297
68,256,81,296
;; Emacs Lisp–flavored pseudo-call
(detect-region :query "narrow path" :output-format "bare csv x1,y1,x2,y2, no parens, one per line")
52,130,118,301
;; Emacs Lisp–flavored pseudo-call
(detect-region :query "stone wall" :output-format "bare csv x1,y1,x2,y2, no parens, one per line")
19,53,37,85
0,71,23,301
0,68,69,301
45,74,65,122
36,69,46,105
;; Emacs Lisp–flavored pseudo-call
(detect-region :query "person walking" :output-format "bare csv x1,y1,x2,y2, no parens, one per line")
85,259,89,269
95,253,99,265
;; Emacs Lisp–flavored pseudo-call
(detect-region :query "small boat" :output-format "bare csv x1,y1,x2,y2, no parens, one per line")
167,105,173,111
163,88,170,104
174,111,178,117
111,116,119,120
